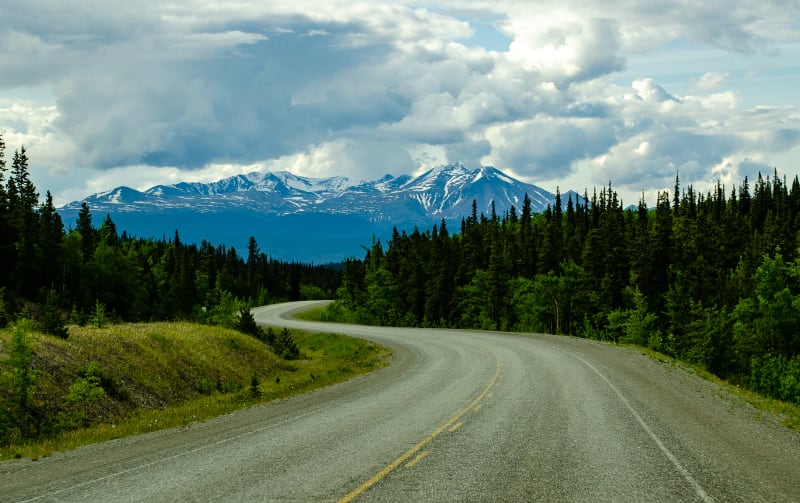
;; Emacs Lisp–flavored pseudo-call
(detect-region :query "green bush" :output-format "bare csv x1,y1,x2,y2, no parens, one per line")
274,328,299,360
90,300,107,328
0,320,37,444
237,308,262,338
750,355,800,405
62,362,106,427
39,290,69,339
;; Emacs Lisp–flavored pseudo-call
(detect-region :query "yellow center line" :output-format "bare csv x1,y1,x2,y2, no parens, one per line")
448,422,463,433
337,352,501,503
405,451,428,468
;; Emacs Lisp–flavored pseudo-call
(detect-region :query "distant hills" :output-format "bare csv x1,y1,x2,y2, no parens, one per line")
59,164,584,262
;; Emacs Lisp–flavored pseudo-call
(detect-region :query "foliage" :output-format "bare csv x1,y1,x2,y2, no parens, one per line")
0,134,341,329
237,307,261,338
274,328,300,360
0,288,9,328
39,289,69,339
90,300,107,328
749,354,800,404
0,320,37,444
60,362,107,427
330,171,800,406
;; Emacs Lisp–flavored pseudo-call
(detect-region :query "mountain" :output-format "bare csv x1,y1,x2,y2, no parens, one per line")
59,164,583,262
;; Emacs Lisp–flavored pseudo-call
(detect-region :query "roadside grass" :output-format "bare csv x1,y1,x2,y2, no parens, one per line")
293,305,329,322
0,322,390,461
631,345,800,432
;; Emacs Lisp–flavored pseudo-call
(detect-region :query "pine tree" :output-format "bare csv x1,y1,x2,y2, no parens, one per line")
40,288,69,339
237,307,262,339
39,191,65,289
274,327,299,359
0,135,12,289
76,202,97,261
8,147,40,296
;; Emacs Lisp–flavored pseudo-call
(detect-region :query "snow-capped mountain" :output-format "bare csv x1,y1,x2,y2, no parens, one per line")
59,164,582,262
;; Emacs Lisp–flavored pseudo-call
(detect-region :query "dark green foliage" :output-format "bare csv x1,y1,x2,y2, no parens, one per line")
237,308,261,338
749,355,800,404
39,289,69,339
249,374,262,398
330,172,800,405
274,328,300,360
0,288,9,329
0,321,38,444
0,136,341,329
264,326,277,346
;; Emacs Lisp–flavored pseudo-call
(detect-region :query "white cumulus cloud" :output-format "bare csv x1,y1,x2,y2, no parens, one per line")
0,0,798,207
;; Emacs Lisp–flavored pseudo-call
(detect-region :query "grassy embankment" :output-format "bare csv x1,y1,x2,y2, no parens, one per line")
0,321,390,460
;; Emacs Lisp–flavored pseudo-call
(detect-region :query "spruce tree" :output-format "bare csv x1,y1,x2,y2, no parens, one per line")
0,135,12,289
76,202,97,261
39,191,65,290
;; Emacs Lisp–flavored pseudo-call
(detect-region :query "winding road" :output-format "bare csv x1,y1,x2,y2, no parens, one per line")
2,300,799,502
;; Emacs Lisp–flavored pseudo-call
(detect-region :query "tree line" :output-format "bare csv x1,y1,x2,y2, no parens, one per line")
331,173,800,405
0,135,342,330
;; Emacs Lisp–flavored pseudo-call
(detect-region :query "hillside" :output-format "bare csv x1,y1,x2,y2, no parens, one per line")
0,321,389,459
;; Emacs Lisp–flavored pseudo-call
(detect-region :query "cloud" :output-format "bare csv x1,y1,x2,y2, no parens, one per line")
485,117,617,179
0,0,798,208
690,72,730,92
505,14,625,85
586,79,800,194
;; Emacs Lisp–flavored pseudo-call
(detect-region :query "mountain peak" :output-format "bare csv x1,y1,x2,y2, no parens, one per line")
59,165,578,261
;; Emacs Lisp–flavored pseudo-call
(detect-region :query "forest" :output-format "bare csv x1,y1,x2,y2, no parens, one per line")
0,135,342,329
1,131,799,411
329,172,800,405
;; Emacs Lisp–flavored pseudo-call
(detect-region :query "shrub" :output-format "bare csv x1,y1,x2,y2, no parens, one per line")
39,290,69,339
274,328,299,360
237,308,262,338
63,362,106,427
0,320,37,444
90,300,106,328
750,354,800,405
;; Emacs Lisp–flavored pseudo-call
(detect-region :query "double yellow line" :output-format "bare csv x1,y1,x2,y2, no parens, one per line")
338,353,501,502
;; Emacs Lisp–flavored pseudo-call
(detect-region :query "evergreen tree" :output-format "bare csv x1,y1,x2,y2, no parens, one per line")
38,192,65,290
274,327,300,359
8,147,40,297
0,135,13,289
76,202,97,261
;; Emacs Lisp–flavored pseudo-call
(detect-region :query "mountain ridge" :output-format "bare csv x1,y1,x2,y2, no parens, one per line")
59,164,585,261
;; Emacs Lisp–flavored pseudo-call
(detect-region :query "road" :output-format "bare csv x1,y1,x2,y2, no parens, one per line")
2,300,799,502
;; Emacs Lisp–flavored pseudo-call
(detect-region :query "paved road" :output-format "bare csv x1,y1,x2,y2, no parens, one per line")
2,301,799,502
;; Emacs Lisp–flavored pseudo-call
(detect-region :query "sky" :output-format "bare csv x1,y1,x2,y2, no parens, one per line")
1,0,799,209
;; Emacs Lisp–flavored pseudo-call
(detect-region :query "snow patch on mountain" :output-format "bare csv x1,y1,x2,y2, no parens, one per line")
61,164,584,224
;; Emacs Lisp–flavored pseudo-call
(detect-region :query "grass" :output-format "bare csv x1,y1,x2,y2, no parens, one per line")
293,305,330,322
631,345,800,432
0,322,390,461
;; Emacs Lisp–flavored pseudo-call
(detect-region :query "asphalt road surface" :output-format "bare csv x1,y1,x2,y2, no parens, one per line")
2,300,799,502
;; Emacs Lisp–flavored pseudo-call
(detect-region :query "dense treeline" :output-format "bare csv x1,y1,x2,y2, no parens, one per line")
332,174,800,405
0,136,341,328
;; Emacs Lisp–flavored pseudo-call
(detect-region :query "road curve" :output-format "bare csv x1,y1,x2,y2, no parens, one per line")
2,300,799,502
